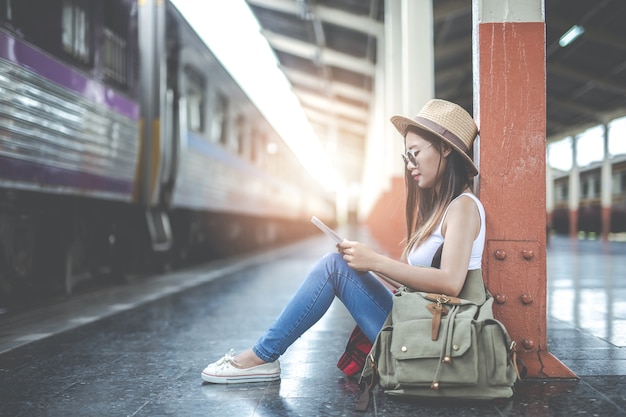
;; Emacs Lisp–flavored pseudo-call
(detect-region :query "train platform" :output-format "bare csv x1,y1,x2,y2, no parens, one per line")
0,226,625,416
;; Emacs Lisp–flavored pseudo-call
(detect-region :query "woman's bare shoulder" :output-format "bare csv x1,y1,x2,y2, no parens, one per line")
450,193,480,214
446,194,481,230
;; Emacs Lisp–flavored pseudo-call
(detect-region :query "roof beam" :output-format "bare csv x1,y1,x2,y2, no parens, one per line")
312,4,383,38
261,29,376,76
434,37,471,61
547,120,599,142
304,108,367,137
433,0,471,22
548,62,626,96
246,0,383,38
281,67,371,103
294,88,369,121
547,96,604,122
547,106,626,142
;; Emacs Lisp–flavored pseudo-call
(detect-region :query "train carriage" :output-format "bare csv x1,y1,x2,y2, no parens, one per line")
0,0,335,306
551,157,626,236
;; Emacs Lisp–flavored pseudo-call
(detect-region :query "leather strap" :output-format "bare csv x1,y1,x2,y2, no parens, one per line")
424,293,462,305
355,356,379,411
355,374,375,412
414,116,470,155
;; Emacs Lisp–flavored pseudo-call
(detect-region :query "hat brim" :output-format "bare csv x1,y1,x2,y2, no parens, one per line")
391,115,478,177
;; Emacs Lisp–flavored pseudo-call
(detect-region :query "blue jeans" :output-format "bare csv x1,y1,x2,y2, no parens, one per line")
253,252,394,363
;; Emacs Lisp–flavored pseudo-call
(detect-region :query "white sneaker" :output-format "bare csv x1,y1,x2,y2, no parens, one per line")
201,349,281,384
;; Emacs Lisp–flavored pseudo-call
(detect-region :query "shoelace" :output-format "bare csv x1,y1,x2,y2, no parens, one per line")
215,349,242,369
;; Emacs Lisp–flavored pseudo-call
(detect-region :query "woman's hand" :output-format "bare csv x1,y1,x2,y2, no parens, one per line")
336,240,379,272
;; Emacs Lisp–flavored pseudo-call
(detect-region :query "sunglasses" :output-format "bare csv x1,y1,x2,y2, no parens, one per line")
401,144,432,166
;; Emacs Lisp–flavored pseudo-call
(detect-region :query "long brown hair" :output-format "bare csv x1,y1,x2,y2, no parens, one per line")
401,127,471,260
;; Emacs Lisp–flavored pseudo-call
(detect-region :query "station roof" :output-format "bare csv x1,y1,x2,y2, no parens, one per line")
245,0,626,184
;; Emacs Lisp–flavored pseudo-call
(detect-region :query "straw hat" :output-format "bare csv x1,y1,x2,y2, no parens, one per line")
390,99,479,176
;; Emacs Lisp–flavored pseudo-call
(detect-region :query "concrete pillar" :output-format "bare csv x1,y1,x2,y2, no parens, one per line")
359,0,401,223
473,0,576,378
399,0,434,124
569,136,580,238
385,0,435,172
358,31,388,221
384,0,404,180
601,123,612,240
364,0,434,259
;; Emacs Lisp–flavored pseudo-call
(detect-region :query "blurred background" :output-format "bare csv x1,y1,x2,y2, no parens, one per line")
0,0,625,309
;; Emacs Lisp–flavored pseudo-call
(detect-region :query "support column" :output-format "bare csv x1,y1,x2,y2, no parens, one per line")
473,0,576,378
359,29,388,222
365,0,434,259
568,136,580,238
398,0,434,121
601,123,612,240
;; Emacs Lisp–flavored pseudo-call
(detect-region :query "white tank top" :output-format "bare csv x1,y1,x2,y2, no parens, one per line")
407,193,485,270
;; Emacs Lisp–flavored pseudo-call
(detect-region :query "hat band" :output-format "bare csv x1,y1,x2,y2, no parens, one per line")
414,116,470,155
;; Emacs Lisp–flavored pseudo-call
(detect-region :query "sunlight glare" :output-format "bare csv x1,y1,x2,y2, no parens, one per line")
576,125,604,166
170,0,340,191
548,138,572,171
609,116,626,156
549,115,626,171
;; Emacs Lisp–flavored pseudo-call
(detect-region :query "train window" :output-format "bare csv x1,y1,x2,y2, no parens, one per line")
2,1,67,60
103,0,130,86
557,183,568,201
235,115,245,154
249,129,258,163
266,141,279,176
581,181,588,198
185,67,206,133
62,0,91,64
592,178,600,198
187,92,204,132
256,133,267,167
210,92,228,144
0,0,13,21
0,0,21,29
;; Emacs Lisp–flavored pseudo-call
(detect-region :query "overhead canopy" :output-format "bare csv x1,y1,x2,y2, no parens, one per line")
245,0,626,183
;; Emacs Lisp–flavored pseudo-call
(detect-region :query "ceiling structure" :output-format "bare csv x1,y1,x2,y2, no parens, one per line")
245,0,626,185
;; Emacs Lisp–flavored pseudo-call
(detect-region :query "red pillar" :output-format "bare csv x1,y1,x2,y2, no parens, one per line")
366,177,406,260
474,2,576,378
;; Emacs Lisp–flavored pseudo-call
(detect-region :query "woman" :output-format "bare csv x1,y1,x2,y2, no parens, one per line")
201,98,485,384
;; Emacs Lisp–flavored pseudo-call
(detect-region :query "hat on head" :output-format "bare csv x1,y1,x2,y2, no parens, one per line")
390,99,479,176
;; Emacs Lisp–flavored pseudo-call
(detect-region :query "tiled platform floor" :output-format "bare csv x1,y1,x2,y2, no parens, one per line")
0,229,625,416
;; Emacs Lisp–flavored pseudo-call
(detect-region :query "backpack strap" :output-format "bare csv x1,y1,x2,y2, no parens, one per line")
431,242,444,268
355,352,380,411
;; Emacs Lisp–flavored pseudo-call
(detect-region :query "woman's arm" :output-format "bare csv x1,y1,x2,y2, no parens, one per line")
370,271,403,290
338,195,480,296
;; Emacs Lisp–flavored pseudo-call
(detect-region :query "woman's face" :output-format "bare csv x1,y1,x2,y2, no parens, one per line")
404,130,450,189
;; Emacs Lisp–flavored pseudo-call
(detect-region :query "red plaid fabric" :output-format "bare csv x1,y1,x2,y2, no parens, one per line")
337,325,372,377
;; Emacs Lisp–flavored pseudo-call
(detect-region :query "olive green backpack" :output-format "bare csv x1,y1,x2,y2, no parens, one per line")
356,265,520,411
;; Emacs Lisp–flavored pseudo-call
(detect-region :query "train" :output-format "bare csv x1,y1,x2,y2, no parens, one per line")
0,0,336,306
550,155,626,236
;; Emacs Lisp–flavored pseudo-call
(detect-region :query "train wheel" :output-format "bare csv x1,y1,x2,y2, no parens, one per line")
33,215,90,296
0,251,15,312
0,214,36,309
62,237,90,295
